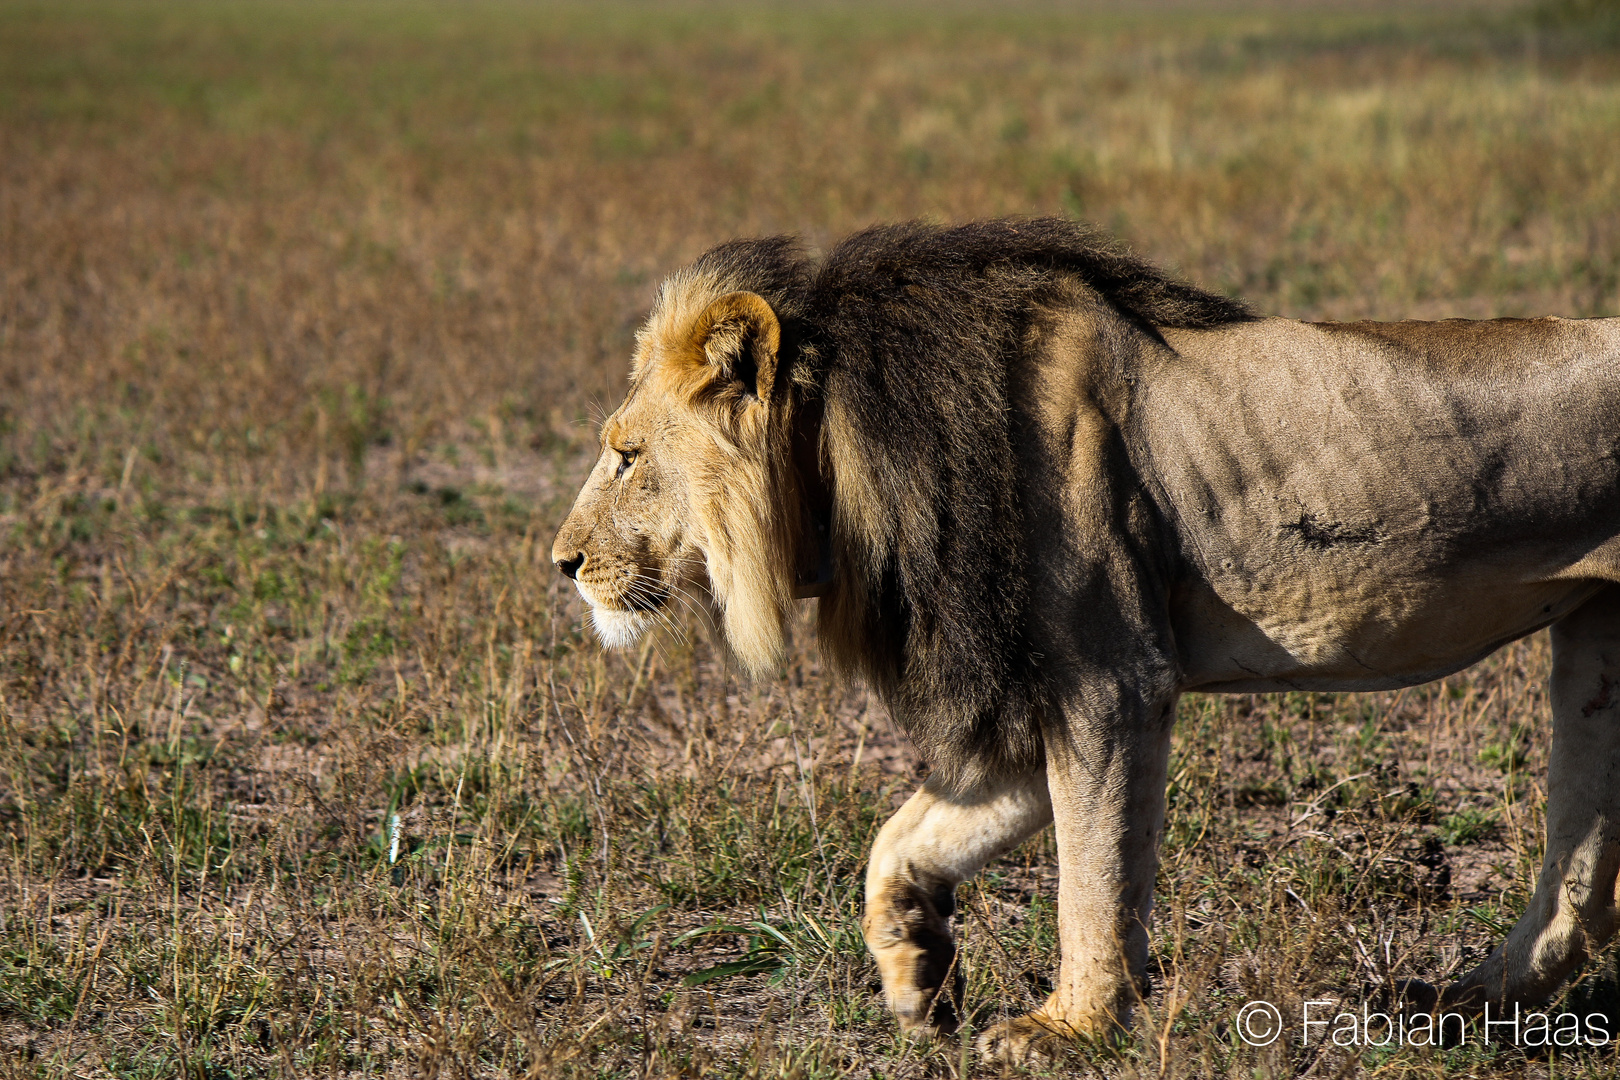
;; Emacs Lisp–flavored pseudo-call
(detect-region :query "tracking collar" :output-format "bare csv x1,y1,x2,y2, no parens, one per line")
791,398,835,599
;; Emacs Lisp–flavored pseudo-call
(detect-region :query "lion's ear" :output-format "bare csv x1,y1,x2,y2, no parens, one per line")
689,291,781,403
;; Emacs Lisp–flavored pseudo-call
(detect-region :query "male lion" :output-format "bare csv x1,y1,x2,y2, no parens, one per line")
551,219,1620,1059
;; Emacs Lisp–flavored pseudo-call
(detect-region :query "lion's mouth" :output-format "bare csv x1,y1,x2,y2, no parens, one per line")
571,577,666,648
587,605,655,648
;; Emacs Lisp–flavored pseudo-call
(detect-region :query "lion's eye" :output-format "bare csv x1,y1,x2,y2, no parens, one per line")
615,449,638,479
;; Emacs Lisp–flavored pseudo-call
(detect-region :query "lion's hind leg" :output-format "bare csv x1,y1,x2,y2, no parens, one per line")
1446,585,1620,1010
863,772,1052,1037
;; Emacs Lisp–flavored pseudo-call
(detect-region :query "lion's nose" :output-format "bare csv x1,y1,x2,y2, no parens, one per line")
555,551,585,579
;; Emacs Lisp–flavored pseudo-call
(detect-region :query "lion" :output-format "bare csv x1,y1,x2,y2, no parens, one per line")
551,218,1620,1060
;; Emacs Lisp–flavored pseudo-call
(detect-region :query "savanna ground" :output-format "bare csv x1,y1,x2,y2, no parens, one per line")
3,1,1620,1076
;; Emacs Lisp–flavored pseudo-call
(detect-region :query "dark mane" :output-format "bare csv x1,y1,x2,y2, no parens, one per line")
687,220,1251,783
814,218,1253,331
804,221,1252,783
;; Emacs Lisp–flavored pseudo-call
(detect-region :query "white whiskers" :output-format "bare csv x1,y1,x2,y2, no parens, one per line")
575,563,717,655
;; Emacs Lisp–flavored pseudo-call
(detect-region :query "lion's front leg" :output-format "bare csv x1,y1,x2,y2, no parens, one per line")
863,772,1052,1036
977,700,1176,1062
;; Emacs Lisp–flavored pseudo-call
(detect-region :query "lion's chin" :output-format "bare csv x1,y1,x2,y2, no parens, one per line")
588,606,655,649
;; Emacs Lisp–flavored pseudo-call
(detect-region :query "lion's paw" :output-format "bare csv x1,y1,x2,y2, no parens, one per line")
887,990,959,1042
975,1012,1088,1064
1374,979,1472,1048
1388,978,1440,1017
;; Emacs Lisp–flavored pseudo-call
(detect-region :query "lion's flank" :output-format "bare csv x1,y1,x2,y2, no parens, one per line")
643,219,1248,780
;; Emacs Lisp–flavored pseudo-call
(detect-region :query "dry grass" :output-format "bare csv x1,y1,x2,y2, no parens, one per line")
2,0,1620,1076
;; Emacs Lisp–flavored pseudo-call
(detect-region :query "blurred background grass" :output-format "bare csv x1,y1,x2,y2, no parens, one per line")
2,1,1619,1076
